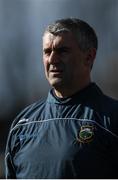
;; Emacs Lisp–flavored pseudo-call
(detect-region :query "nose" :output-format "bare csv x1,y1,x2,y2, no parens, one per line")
49,51,60,64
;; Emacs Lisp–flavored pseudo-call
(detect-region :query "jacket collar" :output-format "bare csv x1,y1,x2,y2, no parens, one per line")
46,83,103,105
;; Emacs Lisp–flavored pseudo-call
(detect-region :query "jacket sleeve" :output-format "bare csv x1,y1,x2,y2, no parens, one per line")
5,128,16,179
5,103,35,178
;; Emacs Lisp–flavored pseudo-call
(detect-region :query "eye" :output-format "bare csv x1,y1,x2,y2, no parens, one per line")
57,47,69,54
43,48,52,56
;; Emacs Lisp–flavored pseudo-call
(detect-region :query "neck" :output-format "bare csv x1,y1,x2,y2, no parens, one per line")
54,80,91,98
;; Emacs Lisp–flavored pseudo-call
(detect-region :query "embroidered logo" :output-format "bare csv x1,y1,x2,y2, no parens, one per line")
77,125,94,143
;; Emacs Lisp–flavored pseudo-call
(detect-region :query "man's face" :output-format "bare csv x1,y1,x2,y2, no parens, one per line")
43,32,89,91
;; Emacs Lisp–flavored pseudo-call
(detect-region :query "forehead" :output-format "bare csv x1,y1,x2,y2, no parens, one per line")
43,32,78,48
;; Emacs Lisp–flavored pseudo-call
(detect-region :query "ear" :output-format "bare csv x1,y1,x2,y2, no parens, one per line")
85,48,96,68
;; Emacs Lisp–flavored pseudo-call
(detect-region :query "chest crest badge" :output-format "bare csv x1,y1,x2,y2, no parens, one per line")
77,125,95,143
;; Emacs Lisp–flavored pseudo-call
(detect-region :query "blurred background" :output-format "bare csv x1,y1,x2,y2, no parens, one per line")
1,0,118,178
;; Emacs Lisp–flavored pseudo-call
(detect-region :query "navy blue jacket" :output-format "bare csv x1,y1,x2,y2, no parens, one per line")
5,83,118,178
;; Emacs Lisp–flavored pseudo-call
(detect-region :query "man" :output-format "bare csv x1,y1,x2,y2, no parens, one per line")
5,18,118,178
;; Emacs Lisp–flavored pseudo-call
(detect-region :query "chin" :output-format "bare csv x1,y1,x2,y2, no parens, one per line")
49,79,64,88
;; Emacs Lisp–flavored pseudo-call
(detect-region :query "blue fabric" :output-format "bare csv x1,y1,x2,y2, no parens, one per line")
5,83,118,178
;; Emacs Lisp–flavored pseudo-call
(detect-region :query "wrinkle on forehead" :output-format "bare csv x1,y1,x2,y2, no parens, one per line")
43,32,78,49
43,32,55,41
43,33,59,48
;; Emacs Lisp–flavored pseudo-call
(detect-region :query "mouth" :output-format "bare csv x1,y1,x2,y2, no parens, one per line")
49,69,63,76
49,64,64,77
51,69,63,72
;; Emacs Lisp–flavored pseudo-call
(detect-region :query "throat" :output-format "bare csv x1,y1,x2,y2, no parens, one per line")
54,82,91,98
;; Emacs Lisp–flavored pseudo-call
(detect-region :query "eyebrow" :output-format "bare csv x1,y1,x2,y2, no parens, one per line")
43,46,70,51
54,46,70,51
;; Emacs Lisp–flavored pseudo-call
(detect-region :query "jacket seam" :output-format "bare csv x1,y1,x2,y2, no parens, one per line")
9,118,118,139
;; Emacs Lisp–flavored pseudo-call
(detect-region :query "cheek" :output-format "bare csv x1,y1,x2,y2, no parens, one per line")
43,57,48,70
68,57,82,76
43,61,49,78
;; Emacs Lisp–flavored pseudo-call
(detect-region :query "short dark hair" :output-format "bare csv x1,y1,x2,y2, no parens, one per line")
44,18,98,52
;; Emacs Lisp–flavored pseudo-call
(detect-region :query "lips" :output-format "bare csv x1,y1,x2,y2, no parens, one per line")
50,69,63,73
50,70,63,76
49,65,64,76
49,68,63,77
49,66,63,72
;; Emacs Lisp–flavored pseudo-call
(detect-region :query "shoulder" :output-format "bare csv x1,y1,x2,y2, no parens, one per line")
6,98,47,153
94,84,118,111
102,93,118,111
10,98,46,131
103,94,118,135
